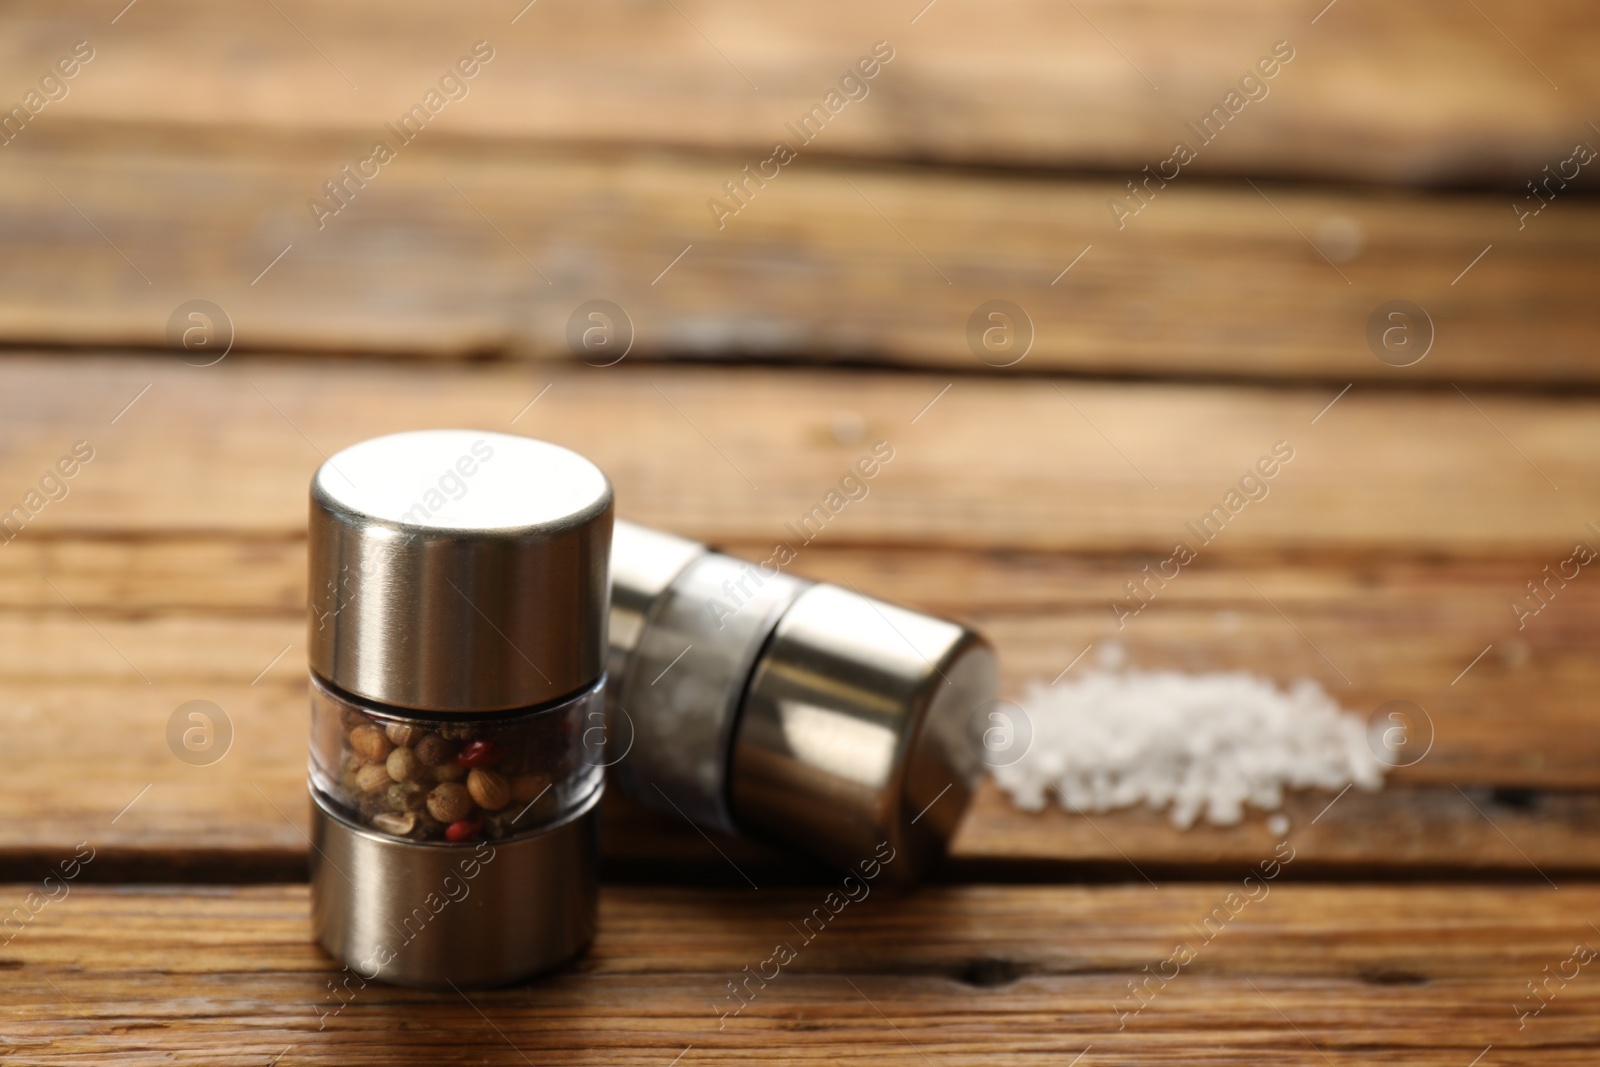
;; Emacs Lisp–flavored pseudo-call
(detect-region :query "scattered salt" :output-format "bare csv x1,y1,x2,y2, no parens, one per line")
992,668,1384,830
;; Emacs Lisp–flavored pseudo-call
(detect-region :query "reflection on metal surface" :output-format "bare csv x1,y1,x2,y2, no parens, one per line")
733,582,997,883
310,790,599,989
774,700,898,791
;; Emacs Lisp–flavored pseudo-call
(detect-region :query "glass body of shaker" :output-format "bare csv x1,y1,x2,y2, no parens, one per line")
309,673,604,845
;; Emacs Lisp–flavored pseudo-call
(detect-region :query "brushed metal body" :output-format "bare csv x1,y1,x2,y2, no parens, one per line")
606,523,998,883
309,430,612,712
611,551,806,832
732,583,996,883
310,790,599,989
605,520,703,685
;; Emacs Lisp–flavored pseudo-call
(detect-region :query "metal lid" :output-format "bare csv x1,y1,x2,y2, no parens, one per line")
605,520,705,686
609,549,807,834
308,430,612,712
729,583,997,883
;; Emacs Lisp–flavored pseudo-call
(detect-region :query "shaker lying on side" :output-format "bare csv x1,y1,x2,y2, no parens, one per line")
607,520,997,884
307,429,612,988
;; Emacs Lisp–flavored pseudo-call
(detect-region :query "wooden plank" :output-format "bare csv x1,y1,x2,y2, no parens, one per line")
0,355,1593,552
0,355,1587,870
4,884,1597,1064
2,0,1594,183
0,536,305,615
3,139,1598,380
954,780,1595,882
0,355,1593,874
3,541,1593,789
0,547,1594,877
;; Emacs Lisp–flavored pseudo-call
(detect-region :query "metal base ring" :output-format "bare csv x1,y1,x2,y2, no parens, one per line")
309,788,599,989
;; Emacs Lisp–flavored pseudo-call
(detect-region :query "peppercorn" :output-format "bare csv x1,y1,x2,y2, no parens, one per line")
445,818,483,843
432,761,467,784
414,733,456,767
385,722,425,748
386,746,424,783
457,740,504,768
427,782,473,823
350,724,393,763
467,768,511,811
355,762,393,794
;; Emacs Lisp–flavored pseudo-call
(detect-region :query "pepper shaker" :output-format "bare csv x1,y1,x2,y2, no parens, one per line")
306,430,611,988
608,521,997,884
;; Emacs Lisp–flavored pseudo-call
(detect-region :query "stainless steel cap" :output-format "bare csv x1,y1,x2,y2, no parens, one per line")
730,583,997,883
610,549,807,834
309,430,612,712
605,520,704,686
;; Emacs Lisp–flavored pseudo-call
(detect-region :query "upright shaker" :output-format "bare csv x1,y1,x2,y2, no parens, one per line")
608,520,997,884
306,429,611,988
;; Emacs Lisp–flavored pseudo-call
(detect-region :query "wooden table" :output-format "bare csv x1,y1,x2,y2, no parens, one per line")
1,3,1596,1063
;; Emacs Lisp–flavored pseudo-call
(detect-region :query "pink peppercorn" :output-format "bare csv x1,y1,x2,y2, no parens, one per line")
445,818,483,843
456,740,504,768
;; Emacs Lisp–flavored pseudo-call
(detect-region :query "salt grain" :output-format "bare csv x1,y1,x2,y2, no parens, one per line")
992,668,1384,829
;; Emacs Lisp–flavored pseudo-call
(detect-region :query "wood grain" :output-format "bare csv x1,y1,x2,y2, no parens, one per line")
0,546,1594,876
2,0,1594,183
4,883,1597,1064
0,356,1593,553
0,354,1593,875
3,136,1597,380
3,542,1594,784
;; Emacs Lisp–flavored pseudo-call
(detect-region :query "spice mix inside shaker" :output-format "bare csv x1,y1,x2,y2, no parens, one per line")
307,429,612,988
608,520,998,884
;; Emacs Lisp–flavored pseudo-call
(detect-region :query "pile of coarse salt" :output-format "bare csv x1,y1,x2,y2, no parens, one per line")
992,668,1385,830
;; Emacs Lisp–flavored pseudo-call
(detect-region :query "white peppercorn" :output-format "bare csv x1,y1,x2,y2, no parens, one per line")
355,762,393,794
350,724,393,763
386,746,424,783
468,768,511,811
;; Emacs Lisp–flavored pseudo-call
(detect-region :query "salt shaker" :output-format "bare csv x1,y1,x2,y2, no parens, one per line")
306,430,611,988
608,520,997,884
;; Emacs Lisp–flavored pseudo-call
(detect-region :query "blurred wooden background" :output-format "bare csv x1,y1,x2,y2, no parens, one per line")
1,1,1597,1063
